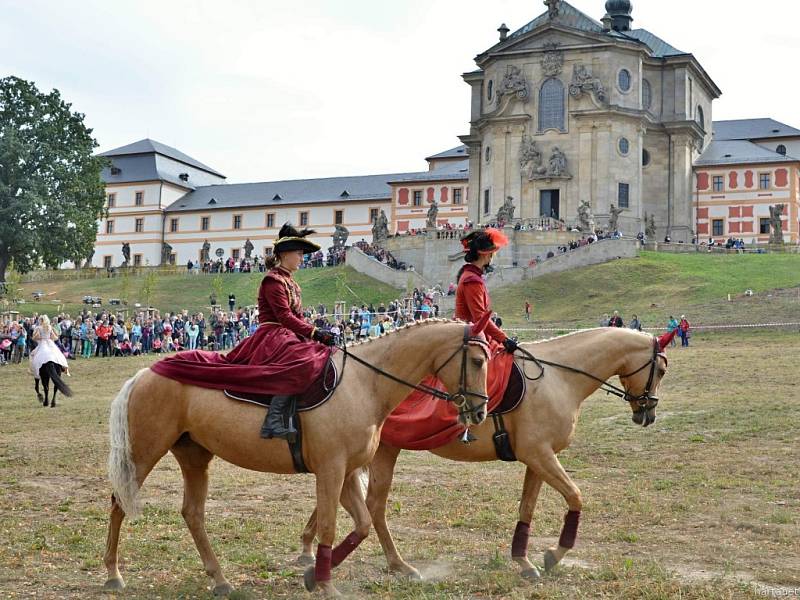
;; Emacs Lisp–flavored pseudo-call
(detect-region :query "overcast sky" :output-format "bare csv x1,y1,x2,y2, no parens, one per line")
3,0,799,183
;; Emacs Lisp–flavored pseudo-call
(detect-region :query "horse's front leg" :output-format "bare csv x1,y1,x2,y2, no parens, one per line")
35,378,43,404
511,466,543,579
304,466,346,597
525,448,582,572
298,508,318,566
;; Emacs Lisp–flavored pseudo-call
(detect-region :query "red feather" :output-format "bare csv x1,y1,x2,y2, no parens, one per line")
484,228,509,249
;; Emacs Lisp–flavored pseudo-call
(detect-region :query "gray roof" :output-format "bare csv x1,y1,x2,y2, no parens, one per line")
694,140,798,167
509,1,603,38
425,145,468,161
712,118,800,141
612,29,686,57
164,171,421,213
99,138,225,177
388,160,469,184
101,154,194,189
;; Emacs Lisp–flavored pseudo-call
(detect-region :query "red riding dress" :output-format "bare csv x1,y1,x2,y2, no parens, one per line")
381,263,514,450
150,267,331,395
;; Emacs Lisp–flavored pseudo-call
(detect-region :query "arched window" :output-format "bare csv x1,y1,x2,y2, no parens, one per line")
538,78,565,132
618,69,631,92
776,144,787,156
642,148,651,166
487,80,494,102
697,106,705,131
642,79,652,110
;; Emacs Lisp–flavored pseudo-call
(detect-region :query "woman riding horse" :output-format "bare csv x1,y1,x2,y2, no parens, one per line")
150,223,336,439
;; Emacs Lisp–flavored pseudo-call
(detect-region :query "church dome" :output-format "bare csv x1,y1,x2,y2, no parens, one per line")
605,0,632,15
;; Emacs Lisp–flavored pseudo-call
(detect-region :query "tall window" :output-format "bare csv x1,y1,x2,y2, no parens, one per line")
334,209,344,225
201,216,210,231
299,211,309,226
103,256,112,268
369,208,379,223
618,183,630,209
453,188,463,205
618,69,631,92
697,106,705,131
413,191,422,206
135,218,144,233
135,191,144,206
483,189,490,214
233,215,242,229
232,249,240,260
169,218,179,233
266,213,275,228
759,218,771,234
538,78,565,131
133,254,142,267
107,193,116,208
712,176,724,192
642,79,652,110
759,173,770,189
105,220,114,234
712,219,724,236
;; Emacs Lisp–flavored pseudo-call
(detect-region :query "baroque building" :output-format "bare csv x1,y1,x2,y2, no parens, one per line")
460,0,720,241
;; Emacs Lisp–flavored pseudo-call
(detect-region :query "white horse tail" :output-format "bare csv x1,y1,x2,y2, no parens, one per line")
108,369,148,519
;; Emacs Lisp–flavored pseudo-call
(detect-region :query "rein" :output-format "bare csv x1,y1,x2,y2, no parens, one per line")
326,325,489,421
514,337,663,408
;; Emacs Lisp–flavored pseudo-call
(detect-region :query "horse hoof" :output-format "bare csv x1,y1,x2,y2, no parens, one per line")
521,566,541,580
296,553,315,566
303,565,317,592
212,582,234,596
543,549,558,572
103,577,125,591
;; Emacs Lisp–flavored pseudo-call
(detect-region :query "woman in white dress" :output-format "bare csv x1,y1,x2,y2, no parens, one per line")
29,315,70,379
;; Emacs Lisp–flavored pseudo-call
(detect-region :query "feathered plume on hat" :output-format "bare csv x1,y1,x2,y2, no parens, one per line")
460,228,509,260
274,222,321,254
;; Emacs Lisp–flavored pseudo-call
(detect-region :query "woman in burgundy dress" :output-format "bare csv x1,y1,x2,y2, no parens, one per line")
150,223,335,440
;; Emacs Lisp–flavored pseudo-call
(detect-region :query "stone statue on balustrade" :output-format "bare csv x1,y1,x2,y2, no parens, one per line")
161,241,173,265
332,224,349,248
121,242,131,267
426,201,439,229
769,204,785,245
645,213,657,239
372,210,389,247
608,204,625,232
496,196,516,224
577,200,594,232
244,239,254,259
201,240,211,262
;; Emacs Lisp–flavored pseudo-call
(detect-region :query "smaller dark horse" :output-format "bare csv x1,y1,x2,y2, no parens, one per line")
35,362,73,407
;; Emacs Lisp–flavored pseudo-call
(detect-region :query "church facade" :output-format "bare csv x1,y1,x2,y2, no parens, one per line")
460,0,719,241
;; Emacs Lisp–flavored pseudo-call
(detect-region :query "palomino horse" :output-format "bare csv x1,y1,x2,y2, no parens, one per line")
103,319,490,598
299,327,669,580
34,362,73,407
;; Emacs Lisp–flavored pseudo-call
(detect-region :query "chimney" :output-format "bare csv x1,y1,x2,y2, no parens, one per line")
498,23,509,41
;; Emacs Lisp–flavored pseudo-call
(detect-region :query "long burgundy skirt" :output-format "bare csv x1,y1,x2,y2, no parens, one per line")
149,324,332,396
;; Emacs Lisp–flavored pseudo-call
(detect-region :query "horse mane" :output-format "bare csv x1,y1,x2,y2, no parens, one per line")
526,327,653,345
344,317,466,349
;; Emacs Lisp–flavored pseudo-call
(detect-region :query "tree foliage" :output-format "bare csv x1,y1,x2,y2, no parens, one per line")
0,76,107,282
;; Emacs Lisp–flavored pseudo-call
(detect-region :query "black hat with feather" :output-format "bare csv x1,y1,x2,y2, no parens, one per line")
273,223,321,254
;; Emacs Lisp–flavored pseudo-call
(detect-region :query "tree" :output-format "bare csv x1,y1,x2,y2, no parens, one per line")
0,76,107,282
0,260,22,307
140,270,158,308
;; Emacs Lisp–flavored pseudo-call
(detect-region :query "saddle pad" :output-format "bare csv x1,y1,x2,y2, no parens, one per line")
489,361,526,415
224,359,338,412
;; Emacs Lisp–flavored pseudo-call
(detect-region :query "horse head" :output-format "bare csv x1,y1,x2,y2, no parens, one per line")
619,332,670,428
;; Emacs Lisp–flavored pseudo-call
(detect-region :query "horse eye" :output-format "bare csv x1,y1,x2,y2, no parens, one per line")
471,357,485,368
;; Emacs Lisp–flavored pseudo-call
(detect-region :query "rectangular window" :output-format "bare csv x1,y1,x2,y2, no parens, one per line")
169,218,179,233
618,183,630,208
135,218,144,233
232,249,240,260
169,253,176,265
369,208,379,223
453,188,463,205
201,216,210,231
759,173,770,189
413,191,422,206
103,256,112,268
135,191,144,206
105,220,114,234
266,213,275,228
299,211,309,226
107,193,116,208
233,215,242,229
264,246,273,256
483,189,490,214
712,176,724,192
133,254,142,267
334,209,344,225
759,218,771,234
712,219,724,236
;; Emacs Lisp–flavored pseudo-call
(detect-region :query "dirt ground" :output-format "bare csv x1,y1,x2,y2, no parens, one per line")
0,329,797,599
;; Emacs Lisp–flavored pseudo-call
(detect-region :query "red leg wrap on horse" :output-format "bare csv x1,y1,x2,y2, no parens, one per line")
511,521,530,557
315,544,333,582
331,531,366,567
558,510,581,549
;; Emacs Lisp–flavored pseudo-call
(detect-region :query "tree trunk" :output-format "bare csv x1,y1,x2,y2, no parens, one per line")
0,251,8,286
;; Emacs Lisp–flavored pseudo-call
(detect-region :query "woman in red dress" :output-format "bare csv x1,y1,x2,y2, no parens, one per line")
150,223,335,440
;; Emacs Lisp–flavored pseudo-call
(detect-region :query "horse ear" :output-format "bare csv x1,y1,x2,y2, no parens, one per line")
657,329,676,351
470,311,492,337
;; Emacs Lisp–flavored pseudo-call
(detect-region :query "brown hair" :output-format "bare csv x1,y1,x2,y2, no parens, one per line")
265,253,281,270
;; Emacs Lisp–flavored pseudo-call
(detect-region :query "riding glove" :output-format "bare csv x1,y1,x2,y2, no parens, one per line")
312,329,336,346
503,337,519,353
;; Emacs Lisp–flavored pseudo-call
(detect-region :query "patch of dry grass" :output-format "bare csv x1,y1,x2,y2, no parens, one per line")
0,329,797,598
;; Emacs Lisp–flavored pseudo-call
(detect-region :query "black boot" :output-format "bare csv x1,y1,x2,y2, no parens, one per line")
261,395,297,442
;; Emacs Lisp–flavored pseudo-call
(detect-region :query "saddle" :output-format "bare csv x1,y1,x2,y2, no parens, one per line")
489,362,526,462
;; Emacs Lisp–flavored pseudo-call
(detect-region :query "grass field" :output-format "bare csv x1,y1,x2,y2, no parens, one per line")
0,328,797,599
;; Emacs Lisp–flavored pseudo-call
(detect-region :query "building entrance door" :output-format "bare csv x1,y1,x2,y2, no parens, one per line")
539,189,560,219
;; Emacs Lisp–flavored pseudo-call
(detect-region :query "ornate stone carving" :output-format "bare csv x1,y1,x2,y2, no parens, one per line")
548,146,569,177
332,224,349,248
498,65,529,101
569,64,607,104
544,0,562,20
496,196,516,223
769,204,785,245
426,201,439,229
577,201,594,232
540,41,564,77
372,209,389,247
520,136,572,180
608,204,625,232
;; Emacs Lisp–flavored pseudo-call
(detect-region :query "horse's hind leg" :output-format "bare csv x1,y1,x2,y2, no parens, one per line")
170,436,233,596
511,466,543,579
298,508,318,565
35,378,43,404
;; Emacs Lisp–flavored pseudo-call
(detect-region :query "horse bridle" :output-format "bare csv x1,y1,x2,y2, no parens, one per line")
331,325,490,422
515,336,665,409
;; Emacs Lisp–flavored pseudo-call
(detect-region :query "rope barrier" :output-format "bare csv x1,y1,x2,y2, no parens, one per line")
507,323,800,332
